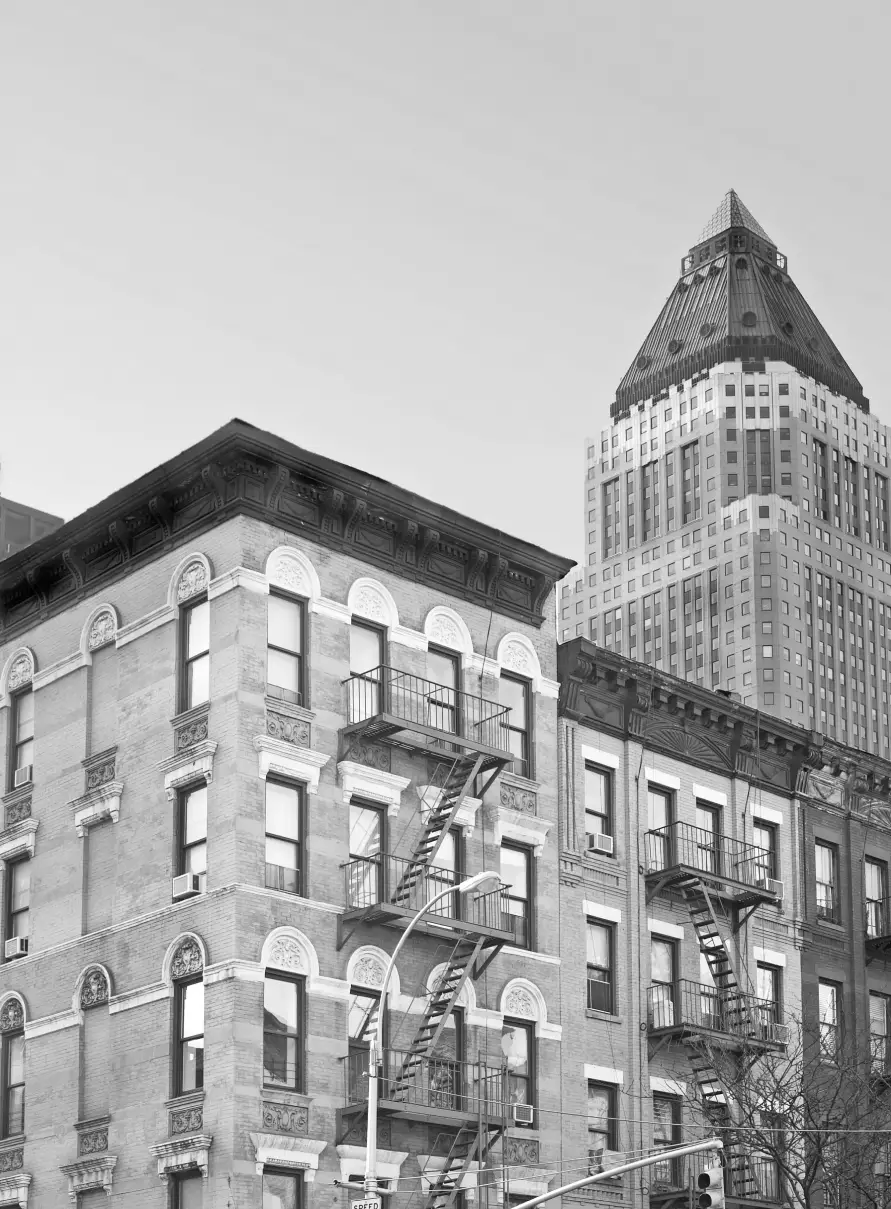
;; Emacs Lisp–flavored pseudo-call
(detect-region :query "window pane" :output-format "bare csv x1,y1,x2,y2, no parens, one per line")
265,978,298,1033
188,653,210,706
866,860,884,901
427,649,458,690
819,982,837,1025
500,848,528,901
266,782,300,841
268,649,300,694
695,807,717,835
14,739,33,771
587,1085,611,1128
585,767,607,818
187,601,209,658
349,804,381,859
500,677,528,728
10,864,29,915
350,625,382,676
185,841,207,876
348,991,379,1042
501,1023,529,1077
180,1037,204,1092
437,830,457,874
647,790,670,831
15,692,34,743
7,1035,23,1086
269,596,302,653
267,837,298,870
179,1176,204,1209
184,788,207,845
182,982,204,1038
263,1173,298,1209
5,1085,23,1136
653,1097,676,1143
586,922,610,969
651,939,674,984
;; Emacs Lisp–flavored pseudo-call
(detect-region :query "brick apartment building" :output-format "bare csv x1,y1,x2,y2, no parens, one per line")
0,420,573,1207
0,500,63,561
556,637,891,1209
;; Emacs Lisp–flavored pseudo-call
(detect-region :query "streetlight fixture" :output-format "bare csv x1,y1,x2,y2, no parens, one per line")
363,869,500,1199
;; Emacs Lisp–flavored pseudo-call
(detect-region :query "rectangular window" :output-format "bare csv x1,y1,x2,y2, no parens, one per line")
174,1173,204,1209
500,844,532,947
267,593,305,705
652,1095,682,1186
264,974,303,1090
586,920,614,1013
587,1081,618,1164
347,984,382,1102
647,786,673,871
175,979,204,1093
501,674,531,777
5,861,29,948
756,963,782,1039
426,646,460,735
584,763,612,844
178,786,207,891
347,801,384,908
181,599,210,710
815,840,840,923
348,622,384,720
866,858,887,938
9,690,34,787
0,1030,23,1138
502,1018,534,1118
694,802,720,875
753,821,778,882
265,781,302,895
819,979,841,1062
871,992,889,1076
650,937,676,1029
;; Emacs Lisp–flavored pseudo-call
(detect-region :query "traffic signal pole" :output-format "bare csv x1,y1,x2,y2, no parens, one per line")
506,1139,723,1209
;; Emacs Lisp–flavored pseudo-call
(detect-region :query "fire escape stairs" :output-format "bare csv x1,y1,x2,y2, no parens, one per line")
424,1127,482,1209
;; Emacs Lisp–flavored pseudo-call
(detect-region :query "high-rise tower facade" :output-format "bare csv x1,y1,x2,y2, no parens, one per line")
565,190,891,754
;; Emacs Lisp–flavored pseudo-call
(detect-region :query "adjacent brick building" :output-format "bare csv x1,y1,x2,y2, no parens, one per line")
0,500,62,561
0,420,573,1207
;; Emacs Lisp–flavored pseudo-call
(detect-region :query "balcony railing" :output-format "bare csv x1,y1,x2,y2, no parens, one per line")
651,1154,782,1202
343,854,515,938
344,1047,506,1118
645,823,775,891
344,666,512,755
817,885,841,925
866,897,891,940
647,981,787,1045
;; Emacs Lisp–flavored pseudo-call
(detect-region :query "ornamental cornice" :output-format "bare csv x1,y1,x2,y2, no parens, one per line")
149,1134,213,1183
59,1155,116,1202
0,1173,30,1208
70,782,123,838
0,422,572,643
337,761,410,816
159,741,218,801
254,737,329,793
247,1133,327,1179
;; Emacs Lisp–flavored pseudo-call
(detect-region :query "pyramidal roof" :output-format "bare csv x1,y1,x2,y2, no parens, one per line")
697,189,772,245
612,191,866,416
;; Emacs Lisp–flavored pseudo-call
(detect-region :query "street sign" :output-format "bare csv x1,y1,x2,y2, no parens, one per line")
351,1198,382,1209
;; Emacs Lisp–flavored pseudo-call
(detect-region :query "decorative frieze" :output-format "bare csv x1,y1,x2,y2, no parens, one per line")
175,718,209,753
504,1136,540,1165
342,742,390,772
150,1135,213,1183
170,1107,203,1136
61,1154,116,1201
70,764,123,837
3,798,30,830
85,757,116,793
0,1151,22,1174
79,1130,108,1155
261,1103,308,1136
79,969,110,1010
267,713,310,747
500,781,537,815
170,938,204,980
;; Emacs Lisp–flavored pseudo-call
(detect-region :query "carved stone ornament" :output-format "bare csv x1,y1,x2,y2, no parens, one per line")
80,1129,109,1155
80,969,109,1010
6,654,33,692
267,713,310,747
261,1103,308,1136
175,719,209,752
352,956,385,988
500,640,533,676
428,614,462,651
504,1136,540,1165
0,1000,23,1033
353,587,387,624
170,1107,203,1136
170,939,204,980
269,553,311,596
88,610,116,651
86,758,116,792
3,798,31,829
0,1150,22,1174
343,742,390,772
504,989,537,1019
60,1155,117,1202
176,561,208,604
500,782,537,815
150,1135,213,1183
267,938,306,974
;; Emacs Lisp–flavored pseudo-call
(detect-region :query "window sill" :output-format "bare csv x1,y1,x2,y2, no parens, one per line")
500,770,541,794
586,1010,622,1024
265,694,314,723
816,918,844,931
0,1133,25,1149
261,1087,312,1108
166,1089,205,1111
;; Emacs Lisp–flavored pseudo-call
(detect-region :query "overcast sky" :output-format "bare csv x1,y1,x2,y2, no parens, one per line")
2,2,888,565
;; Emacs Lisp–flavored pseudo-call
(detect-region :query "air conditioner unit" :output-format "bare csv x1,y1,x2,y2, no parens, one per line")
755,877,784,901
4,937,28,960
588,833,614,856
172,873,202,901
13,766,32,789
512,1103,534,1125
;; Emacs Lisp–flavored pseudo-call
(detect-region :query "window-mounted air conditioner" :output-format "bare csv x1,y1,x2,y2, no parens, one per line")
172,873,202,901
588,833,614,856
4,937,28,960
512,1103,534,1125
13,766,32,789
755,876,784,901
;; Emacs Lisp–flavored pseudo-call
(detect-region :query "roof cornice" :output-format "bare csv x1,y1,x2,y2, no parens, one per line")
0,421,575,639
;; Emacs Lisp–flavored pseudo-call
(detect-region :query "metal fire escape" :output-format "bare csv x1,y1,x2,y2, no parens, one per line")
645,823,785,1207
338,665,516,1209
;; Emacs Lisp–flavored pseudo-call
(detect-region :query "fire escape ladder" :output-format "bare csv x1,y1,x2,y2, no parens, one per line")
391,754,485,907
425,1127,480,1209
390,935,487,1098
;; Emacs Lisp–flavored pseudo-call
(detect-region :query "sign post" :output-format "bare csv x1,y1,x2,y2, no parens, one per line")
352,1197,383,1209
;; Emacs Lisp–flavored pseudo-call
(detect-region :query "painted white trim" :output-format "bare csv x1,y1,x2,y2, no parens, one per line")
71,782,123,837
0,821,38,863
25,1009,80,1039
203,959,265,986
423,607,474,656
108,982,170,1014
754,947,787,968
336,1146,410,1184
208,567,269,599
501,947,560,965
584,1064,623,1084
115,604,175,648
492,807,553,858
254,737,329,792
644,769,681,790
539,676,559,700
650,1076,688,1095
752,803,784,825
249,1134,327,1179
338,761,411,816
693,784,727,807
311,597,351,624
648,918,684,940
160,741,217,800
265,546,321,602
348,577,399,629
32,651,87,691
581,746,620,770
391,625,428,651
583,901,622,924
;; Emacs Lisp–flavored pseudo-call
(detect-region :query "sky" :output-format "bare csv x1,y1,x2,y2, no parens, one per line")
2,2,889,567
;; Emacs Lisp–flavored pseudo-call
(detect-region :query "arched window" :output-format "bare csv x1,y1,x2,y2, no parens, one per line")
0,997,25,1138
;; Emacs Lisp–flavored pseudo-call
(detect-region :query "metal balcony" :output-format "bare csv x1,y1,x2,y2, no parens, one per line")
342,667,513,771
343,1048,507,1127
866,897,891,954
644,823,781,906
342,854,516,944
649,1154,783,1206
647,981,788,1050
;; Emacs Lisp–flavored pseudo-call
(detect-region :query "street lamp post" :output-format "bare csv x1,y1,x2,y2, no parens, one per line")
363,869,500,1199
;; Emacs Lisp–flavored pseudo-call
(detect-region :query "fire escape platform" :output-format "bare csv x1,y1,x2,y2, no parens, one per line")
644,863,780,909
341,900,515,946
341,713,511,772
646,1021,784,1053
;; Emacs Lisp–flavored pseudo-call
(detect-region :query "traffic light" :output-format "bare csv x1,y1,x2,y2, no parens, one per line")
696,1164,725,1209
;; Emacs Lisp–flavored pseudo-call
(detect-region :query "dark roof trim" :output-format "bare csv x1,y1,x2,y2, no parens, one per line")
0,420,575,639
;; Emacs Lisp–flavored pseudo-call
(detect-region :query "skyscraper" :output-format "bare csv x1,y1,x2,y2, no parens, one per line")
566,189,891,753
